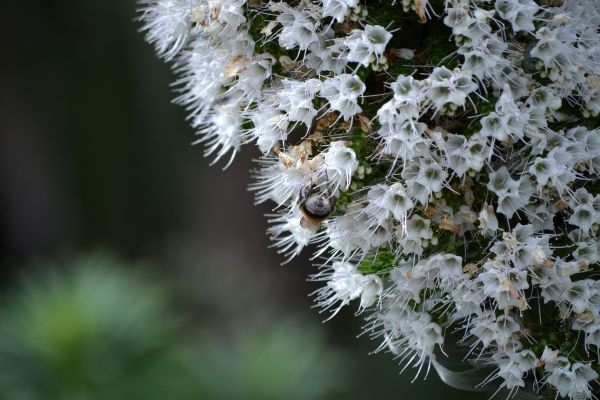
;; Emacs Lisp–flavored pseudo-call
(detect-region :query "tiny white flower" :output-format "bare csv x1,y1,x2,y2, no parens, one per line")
312,261,383,318
426,67,477,111
320,74,365,121
277,79,322,126
322,0,358,23
569,204,597,234
322,141,359,191
344,25,392,66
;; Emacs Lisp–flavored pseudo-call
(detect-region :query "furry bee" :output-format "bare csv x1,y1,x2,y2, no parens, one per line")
298,183,336,230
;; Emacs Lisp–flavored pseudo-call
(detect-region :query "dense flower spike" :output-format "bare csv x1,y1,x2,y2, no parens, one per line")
140,0,600,397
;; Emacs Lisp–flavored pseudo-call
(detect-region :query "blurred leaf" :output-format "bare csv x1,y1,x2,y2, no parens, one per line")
0,253,203,400
196,320,350,400
0,253,354,400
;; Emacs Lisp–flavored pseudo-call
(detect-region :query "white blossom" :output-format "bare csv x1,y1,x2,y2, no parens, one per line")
344,25,392,67
141,0,600,396
320,74,365,121
322,141,359,191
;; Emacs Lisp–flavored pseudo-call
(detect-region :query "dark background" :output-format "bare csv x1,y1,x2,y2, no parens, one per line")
0,1,485,399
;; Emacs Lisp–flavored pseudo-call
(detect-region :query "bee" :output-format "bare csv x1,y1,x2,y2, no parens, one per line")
298,183,336,230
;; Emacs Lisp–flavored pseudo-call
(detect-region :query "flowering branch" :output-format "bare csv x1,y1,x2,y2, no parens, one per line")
139,0,600,397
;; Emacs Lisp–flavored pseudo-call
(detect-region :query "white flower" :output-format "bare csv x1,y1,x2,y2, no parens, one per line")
405,215,431,242
529,157,559,191
344,25,392,66
250,144,320,206
377,306,443,373
249,103,289,154
320,203,373,257
320,74,365,121
305,27,348,74
277,79,321,126
491,346,538,392
487,167,532,218
531,27,564,66
495,0,539,33
322,141,359,191
540,347,559,366
267,210,315,263
569,204,598,234
312,261,383,318
363,183,414,226
527,86,562,112
390,75,423,114
322,0,358,23
401,158,448,204
479,260,529,311
443,7,472,36
565,281,591,314
470,312,520,348
487,166,519,198
451,279,486,317
385,183,415,222
276,4,321,51
379,120,431,165
426,67,477,112
139,0,193,61
192,104,246,168
545,359,598,400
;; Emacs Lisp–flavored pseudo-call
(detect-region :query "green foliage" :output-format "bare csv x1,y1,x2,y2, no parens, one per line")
423,23,459,69
364,0,406,31
0,254,202,400
358,250,396,275
196,322,350,400
0,254,352,400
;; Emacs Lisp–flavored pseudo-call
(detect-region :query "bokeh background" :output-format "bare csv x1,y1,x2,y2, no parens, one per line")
0,1,487,399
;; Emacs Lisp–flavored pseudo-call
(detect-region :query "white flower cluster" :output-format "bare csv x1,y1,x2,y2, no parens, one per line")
140,0,600,397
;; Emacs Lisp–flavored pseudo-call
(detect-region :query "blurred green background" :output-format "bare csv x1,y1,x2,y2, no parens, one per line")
0,1,486,399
